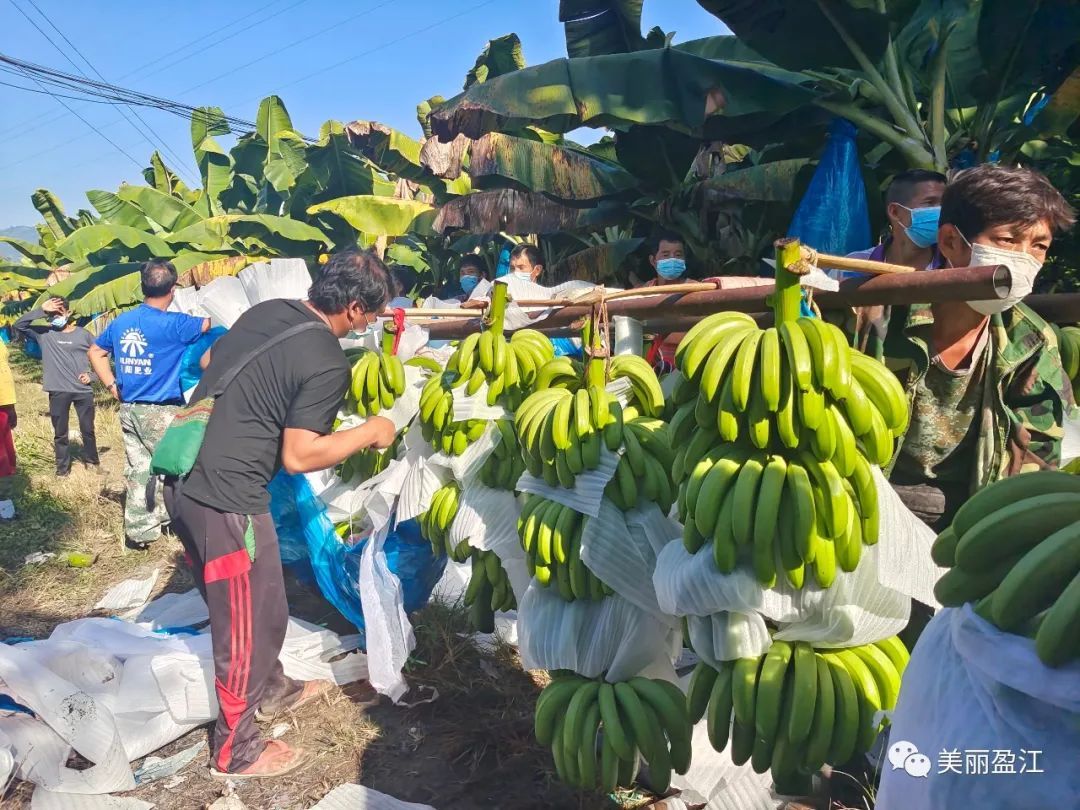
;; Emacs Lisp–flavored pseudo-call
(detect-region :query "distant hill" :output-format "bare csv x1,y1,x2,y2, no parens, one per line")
0,226,40,263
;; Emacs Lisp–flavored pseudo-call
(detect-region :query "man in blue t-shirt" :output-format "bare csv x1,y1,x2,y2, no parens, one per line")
89,259,208,547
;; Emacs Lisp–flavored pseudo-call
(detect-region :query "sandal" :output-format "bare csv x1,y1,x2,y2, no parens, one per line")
210,740,308,780
255,679,335,722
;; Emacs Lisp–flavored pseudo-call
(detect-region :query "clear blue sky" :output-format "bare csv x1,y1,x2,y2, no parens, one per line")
0,0,727,228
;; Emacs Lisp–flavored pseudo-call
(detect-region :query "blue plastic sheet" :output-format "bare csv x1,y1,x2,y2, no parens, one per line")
269,472,446,643
22,336,41,360
788,118,871,257
551,337,583,358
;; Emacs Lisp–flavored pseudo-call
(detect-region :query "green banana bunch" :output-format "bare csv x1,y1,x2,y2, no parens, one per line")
1051,323,1080,401
420,482,463,558
346,350,408,417
931,469,1080,667
464,548,517,632
515,382,619,489
535,674,693,793
478,420,527,491
690,637,908,785
445,326,555,410
603,417,677,514
518,494,613,601
607,354,666,418
673,312,908,467
338,437,400,484
678,442,878,587
417,371,491,456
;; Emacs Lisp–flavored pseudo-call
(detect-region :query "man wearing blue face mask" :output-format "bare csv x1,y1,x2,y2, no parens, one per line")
643,231,689,372
456,254,489,301
15,296,99,476
841,169,947,278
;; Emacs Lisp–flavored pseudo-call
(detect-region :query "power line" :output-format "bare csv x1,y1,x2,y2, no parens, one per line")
6,62,146,172
0,0,309,141
10,0,197,184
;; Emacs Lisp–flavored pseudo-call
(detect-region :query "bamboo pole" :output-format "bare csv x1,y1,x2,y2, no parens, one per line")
813,251,916,275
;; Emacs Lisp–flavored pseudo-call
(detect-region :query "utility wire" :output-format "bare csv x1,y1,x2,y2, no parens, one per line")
0,0,309,140
11,0,197,183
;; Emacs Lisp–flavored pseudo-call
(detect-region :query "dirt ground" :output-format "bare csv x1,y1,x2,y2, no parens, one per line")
0,357,653,810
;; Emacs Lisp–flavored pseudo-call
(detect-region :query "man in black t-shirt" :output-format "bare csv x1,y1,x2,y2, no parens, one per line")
168,252,396,779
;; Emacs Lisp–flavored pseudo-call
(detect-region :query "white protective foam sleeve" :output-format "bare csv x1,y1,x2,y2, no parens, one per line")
396,457,452,524
653,540,911,651
578,498,679,619
518,585,679,682
515,447,620,519
448,482,530,601
685,612,773,667
1061,405,1080,466
876,605,1080,810
673,714,781,809
867,465,946,608
451,385,510,422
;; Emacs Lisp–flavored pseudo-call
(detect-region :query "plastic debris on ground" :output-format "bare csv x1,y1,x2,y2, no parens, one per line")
94,570,160,613
308,783,436,810
132,740,205,785
0,590,368,798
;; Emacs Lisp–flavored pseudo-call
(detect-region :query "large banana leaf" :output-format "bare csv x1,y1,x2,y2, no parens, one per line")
559,1,645,57
54,224,174,265
177,255,256,288
554,237,644,281
167,214,329,256
259,96,303,194
290,121,396,217
143,151,193,201
343,121,471,199
86,190,154,231
429,45,816,140
613,125,702,190
36,262,142,316
191,107,232,217
0,236,50,266
0,265,51,286
433,189,626,235
465,34,526,89
307,197,436,238
32,189,77,241
467,132,639,201
117,186,203,232
694,0,890,71
416,96,446,138
691,158,813,203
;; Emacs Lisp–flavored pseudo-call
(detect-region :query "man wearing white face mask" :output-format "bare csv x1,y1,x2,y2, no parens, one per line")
855,164,1076,531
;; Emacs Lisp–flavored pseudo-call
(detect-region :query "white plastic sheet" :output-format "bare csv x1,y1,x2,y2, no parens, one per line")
195,276,248,329
876,605,1080,810
447,482,530,602
238,258,309,305
309,783,436,810
672,712,780,809
94,571,159,613
518,585,679,682
515,447,621,518
357,522,414,703
0,605,370,795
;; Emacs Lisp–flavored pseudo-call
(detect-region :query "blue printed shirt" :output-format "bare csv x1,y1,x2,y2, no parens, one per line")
96,304,205,403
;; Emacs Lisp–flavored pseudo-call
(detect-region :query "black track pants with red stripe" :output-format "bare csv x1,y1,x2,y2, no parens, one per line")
170,491,302,773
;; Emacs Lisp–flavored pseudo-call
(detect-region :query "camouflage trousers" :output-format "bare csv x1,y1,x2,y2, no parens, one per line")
119,403,177,546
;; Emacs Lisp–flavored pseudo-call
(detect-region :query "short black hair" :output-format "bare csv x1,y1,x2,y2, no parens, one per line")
886,169,947,206
459,254,489,277
141,259,178,298
650,230,685,256
509,243,543,267
309,250,391,315
941,164,1076,240
389,264,420,297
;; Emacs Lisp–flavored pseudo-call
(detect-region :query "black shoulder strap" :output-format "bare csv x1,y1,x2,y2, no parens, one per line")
210,320,327,398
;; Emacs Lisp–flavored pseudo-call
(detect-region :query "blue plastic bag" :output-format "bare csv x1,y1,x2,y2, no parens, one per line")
551,337,583,358
22,336,41,360
268,472,447,642
180,326,227,397
788,118,871,256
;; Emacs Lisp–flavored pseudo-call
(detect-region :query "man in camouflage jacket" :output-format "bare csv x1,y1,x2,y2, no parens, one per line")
846,165,1076,530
